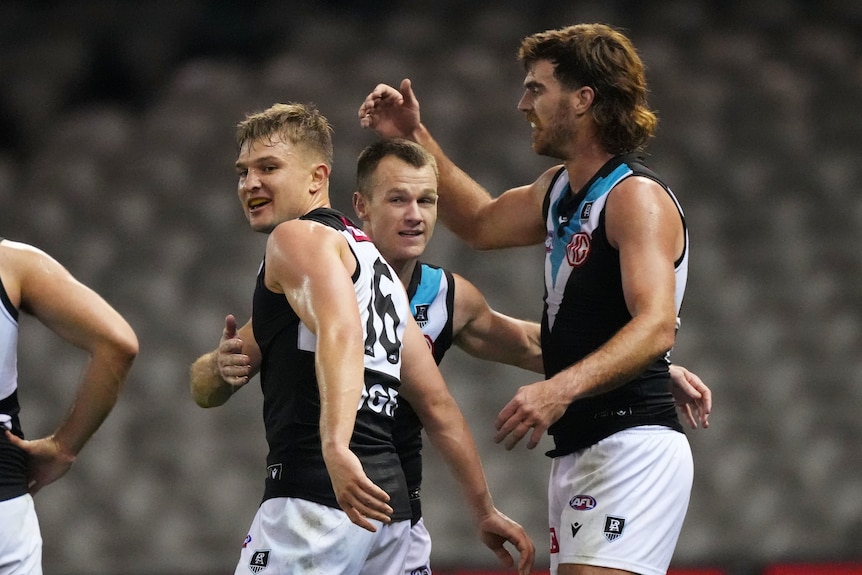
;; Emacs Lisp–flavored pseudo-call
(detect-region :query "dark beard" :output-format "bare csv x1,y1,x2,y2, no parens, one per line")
533,100,578,160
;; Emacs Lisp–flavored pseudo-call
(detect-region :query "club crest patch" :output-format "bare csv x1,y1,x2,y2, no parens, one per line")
566,232,590,267
248,549,270,573
414,304,430,327
603,515,626,542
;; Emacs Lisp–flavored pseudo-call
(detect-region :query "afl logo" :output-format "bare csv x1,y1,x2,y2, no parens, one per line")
569,495,597,511
566,232,590,267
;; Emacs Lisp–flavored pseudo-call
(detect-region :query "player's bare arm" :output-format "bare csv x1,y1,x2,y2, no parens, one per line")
190,315,259,408
398,318,535,575
265,219,393,532
451,274,543,373
1,240,138,494
494,176,684,450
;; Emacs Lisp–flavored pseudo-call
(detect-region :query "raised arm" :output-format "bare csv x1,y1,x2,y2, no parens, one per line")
451,274,543,373
398,317,535,575
190,315,260,408
359,78,548,249
1,240,138,494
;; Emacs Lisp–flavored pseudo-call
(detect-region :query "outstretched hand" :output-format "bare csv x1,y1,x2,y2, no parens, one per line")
358,78,422,139
216,314,252,389
669,364,712,429
476,508,536,575
5,431,76,495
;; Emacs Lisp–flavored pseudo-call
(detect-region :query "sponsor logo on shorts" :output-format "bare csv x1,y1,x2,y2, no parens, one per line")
571,522,582,538
549,527,560,553
569,494,596,510
267,463,282,480
603,515,626,542
248,549,270,573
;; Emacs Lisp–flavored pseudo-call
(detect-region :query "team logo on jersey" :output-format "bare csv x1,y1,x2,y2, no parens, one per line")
603,515,626,542
247,549,270,573
410,567,431,575
549,527,560,553
267,463,282,480
414,304,430,327
566,232,590,267
569,494,596,510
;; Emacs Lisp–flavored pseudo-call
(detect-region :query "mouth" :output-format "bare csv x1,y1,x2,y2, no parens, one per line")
399,230,423,238
247,197,271,212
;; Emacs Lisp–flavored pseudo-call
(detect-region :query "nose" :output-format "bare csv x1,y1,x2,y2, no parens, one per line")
517,91,531,113
404,200,422,222
241,169,261,192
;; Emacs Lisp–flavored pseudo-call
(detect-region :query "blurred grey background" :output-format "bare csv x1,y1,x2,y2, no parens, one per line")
1,1,860,574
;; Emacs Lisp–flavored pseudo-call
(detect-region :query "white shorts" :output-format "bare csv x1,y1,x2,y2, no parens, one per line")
403,518,432,575
0,494,43,575
234,497,411,575
548,426,693,575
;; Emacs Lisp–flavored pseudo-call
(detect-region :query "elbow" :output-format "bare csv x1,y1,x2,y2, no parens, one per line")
653,321,678,358
107,322,139,369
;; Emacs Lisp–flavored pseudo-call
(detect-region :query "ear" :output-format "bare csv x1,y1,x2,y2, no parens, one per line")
309,163,331,193
353,191,368,220
571,85,596,115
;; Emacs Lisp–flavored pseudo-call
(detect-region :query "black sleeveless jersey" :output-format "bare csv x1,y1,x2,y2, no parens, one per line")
252,208,411,521
540,155,689,456
0,238,28,502
392,262,455,523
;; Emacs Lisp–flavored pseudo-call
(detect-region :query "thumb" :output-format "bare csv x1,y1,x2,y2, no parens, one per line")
400,78,417,105
224,314,238,338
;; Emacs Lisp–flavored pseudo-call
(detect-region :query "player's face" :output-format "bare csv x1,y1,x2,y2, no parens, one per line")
355,156,438,270
518,59,580,160
235,135,326,233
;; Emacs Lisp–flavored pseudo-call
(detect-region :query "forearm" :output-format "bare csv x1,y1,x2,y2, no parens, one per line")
555,315,675,401
53,344,135,456
190,352,235,408
317,333,364,458
422,398,495,521
411,124,495,248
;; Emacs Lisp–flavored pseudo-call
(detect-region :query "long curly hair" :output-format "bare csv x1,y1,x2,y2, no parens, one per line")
518,23,657,154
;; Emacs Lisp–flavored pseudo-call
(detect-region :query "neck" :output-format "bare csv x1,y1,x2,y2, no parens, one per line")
387,256,419,290
563,143,614,193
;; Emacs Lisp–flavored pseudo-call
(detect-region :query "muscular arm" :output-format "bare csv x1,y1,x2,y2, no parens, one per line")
359,78,548,249
495,176,685,449
1,241,138,493
398,318,535,575
265,220,392,531
190,315,260,408
451,274,543,373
